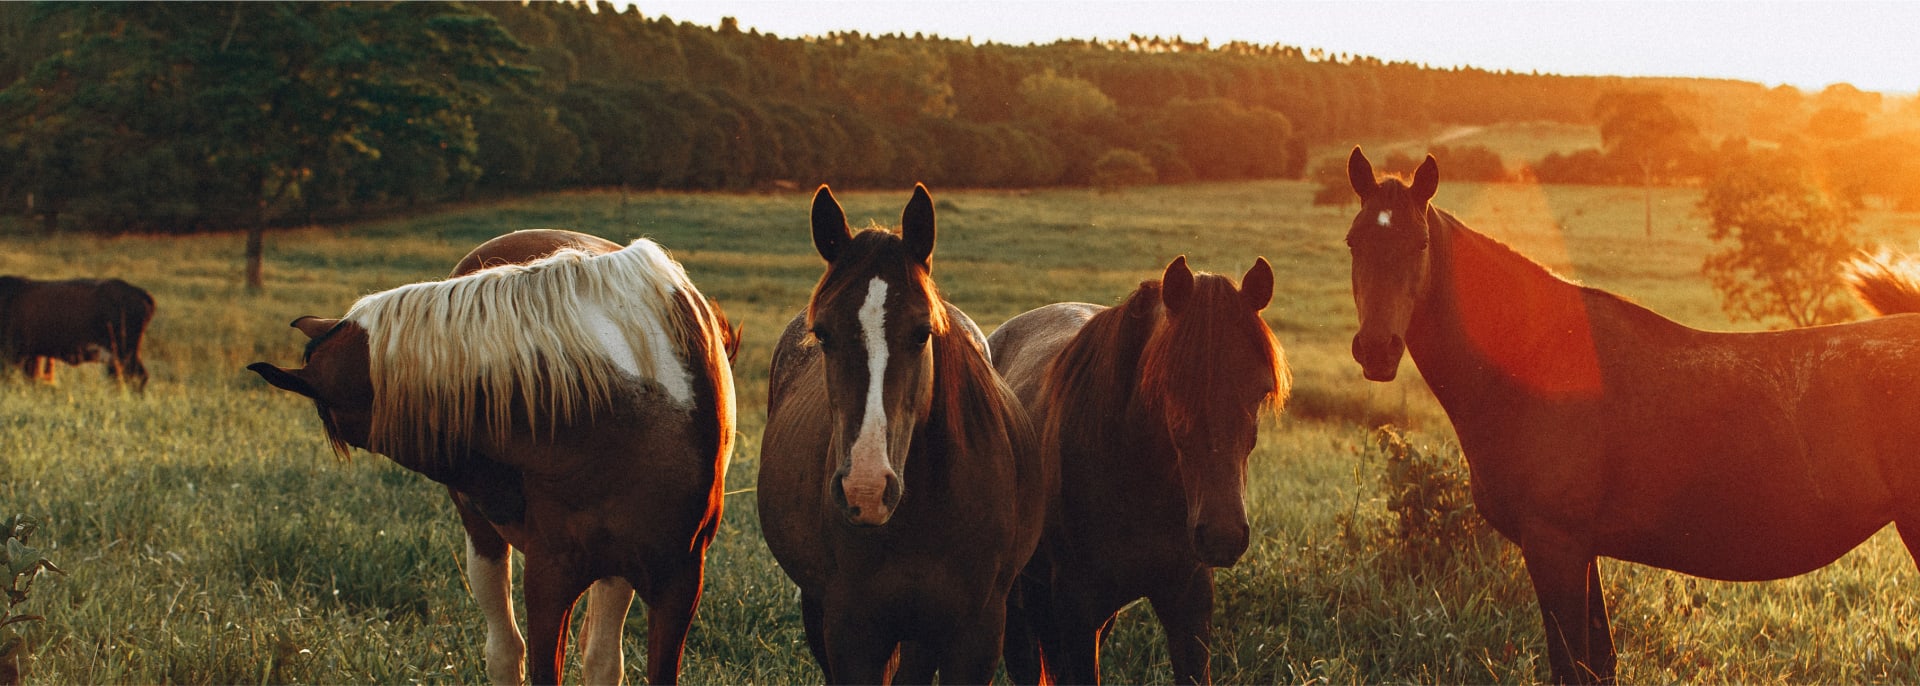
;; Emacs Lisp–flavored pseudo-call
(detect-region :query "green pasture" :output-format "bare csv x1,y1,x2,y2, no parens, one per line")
5,167,1920,683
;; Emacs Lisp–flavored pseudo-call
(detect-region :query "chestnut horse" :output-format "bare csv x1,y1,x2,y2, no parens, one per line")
249,229,736,685
990,256,1289,685
1346,147,1920,684
758,185,1046,684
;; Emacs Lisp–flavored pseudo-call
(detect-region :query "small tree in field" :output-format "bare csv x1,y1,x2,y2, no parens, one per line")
1700,151,1860,328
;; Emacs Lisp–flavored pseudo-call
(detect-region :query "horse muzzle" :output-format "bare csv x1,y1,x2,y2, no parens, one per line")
1192,520,1251,568
832,464,902,527
1352,332,1405,382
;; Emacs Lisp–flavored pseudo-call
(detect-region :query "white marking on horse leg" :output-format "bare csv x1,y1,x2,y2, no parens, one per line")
845,278,894,515
580,577,634,685
1377,210,1393,227
466,537,525,686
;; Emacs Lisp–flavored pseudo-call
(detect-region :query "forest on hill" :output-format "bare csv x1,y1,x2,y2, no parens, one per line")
0,1,1909,235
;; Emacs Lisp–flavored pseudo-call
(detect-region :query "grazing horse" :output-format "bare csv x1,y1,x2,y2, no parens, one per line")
249,228,736,685
0,276,153,390
990,256,1289,685
1345,147,1920,684
758,185,1046,684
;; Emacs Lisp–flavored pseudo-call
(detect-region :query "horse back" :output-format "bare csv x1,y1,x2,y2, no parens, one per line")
451,228,622,277
987,302,1104,410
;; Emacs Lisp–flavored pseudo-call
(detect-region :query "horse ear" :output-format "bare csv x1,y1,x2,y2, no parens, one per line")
247,362,320,400
811,185,851,263
902,183,936,267
1411,155,1439,204
1241,257,1274,312
1161,255,1194,312
291,316,339,340
1348,146,1378,197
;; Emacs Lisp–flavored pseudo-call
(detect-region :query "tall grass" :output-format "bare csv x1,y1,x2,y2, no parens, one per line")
3,164,1920,682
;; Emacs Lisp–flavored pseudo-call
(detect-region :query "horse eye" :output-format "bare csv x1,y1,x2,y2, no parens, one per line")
812,327,832,348
910,325,932,347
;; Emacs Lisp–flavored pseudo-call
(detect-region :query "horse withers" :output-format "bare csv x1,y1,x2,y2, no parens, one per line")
758,185,1048,684
990,256,1288,685
1345,147,1920,683
0,276,153,391
249,229,737,685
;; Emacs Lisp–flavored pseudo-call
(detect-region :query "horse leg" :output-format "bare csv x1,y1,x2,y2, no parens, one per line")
1002,579,1050,685
800,591,832,681
1148,566,1217,686
822,604,897,685
1584,563,1616,683
640,559,705,685
523,559,592,685
579,577,634,685
456,494,525,686
936,602,1010,685
1519,531,1603,684
892,642,938,685
1040,595,1111,686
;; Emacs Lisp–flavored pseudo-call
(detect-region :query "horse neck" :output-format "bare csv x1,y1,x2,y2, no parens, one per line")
1406,209,1605,410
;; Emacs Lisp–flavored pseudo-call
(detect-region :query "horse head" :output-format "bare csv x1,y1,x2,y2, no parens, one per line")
1145,255,1286,567
248,316,375,458
806,184,947,527
1346,147,1438,382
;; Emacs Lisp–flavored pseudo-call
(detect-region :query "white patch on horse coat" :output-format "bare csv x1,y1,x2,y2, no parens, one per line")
580,577,634,685
1377,210,1393,227
851,278,892,477
465,537,525,686
584,297,694,406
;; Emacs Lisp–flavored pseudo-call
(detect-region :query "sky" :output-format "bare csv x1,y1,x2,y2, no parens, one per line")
630,1,1920,94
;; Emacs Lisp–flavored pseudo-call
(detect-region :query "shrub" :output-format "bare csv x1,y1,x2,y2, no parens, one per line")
1365,427,1496,569
0,514,61,686
1091,148,1157,190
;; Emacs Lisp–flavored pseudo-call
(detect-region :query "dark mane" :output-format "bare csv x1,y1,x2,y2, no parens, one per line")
1038,283,1160,448
1141,275,1289,431
1430,205,1683,331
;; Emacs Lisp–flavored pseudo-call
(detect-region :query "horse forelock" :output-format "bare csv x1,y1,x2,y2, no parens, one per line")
346,238,706,463
1141,274,1290,435
806,229,949,336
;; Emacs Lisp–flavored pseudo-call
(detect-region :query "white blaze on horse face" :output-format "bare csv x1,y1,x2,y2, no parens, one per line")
849,277,893,490
1377,210,1393,227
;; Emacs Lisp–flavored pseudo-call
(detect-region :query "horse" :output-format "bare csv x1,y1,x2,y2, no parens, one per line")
0,276,153,391
1344,147,1920,684
758,184,1047,684
248,228,737,685
989,255,1289,685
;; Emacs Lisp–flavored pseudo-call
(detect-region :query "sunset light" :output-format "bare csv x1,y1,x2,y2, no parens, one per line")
640,0,1920,93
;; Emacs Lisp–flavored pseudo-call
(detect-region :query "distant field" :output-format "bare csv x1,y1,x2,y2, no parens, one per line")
5,166,1920,683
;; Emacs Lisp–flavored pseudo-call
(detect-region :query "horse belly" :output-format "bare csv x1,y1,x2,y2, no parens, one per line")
1598,490,1889,581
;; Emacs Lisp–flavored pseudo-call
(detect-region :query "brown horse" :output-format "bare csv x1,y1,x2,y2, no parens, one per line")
1346,147,1920,684
990,256,1289,685
0,276,153,390
249,228,736,685
758,185,1046,684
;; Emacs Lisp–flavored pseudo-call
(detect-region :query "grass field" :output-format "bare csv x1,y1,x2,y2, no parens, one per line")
6,159,1920,683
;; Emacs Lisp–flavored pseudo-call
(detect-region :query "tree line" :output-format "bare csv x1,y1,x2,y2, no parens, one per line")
0,1,1883,238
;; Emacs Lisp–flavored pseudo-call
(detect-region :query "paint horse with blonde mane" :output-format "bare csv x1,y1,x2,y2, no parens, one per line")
250,229,736,685
759,185,1047,684
1346,147,1920,684
991,255,1288,685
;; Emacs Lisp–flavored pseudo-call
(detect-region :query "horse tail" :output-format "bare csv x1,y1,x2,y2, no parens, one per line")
1845,249,1920,316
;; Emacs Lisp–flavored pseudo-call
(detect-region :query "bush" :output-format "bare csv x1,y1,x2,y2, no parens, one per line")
1091,148,1157,190
1365,427,1496,569
0,514,61,685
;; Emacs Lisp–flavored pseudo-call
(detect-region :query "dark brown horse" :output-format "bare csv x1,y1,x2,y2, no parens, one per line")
989,256,1288,685
759,185,1046,684
0,276,153,390
249,228,736,685
1346,147,1920,684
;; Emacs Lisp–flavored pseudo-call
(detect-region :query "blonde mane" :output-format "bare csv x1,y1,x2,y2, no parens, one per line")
345,238,717,462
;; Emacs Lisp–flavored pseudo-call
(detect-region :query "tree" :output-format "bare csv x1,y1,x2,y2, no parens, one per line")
1091,148,1155,190
5,3,531,290
1595,90,1703,237
1700,150,1860,328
